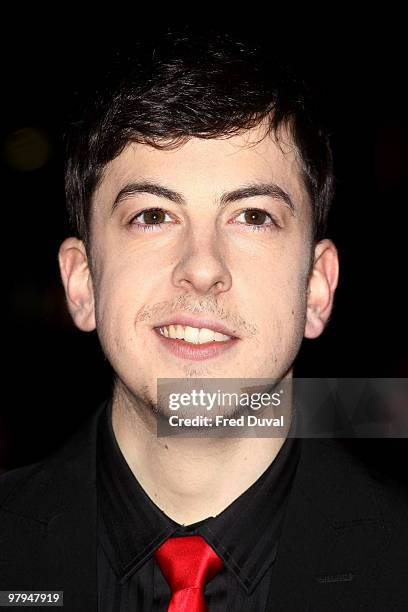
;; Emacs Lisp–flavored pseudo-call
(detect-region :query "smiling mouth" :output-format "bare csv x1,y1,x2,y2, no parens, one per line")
156,323,233,344
153,325,239,361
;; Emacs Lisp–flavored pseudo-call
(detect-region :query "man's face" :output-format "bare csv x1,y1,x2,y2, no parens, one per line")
60,122,337,414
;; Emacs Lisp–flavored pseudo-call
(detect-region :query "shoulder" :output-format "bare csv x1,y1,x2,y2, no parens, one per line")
313,437,408,519
0,461,44,507
0,400,108,518
297,436,408,512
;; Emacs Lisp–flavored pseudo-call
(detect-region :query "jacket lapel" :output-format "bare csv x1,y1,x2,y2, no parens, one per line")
268,437,393,610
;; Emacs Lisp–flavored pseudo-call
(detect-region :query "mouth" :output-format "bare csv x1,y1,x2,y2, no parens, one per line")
152,316,240,361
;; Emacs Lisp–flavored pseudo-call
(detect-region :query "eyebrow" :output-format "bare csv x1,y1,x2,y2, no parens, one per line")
110,180,296,216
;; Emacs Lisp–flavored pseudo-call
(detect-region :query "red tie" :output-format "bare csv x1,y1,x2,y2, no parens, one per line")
154,535,224,611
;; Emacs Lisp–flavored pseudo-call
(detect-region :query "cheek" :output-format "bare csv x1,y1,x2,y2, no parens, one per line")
92,262,137,359
243,238,308,297
241,246,308,343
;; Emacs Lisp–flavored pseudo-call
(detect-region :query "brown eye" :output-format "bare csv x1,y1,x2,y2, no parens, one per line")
234,209,278,232
129,208,172,230
140,209,166,224
243,210,269,225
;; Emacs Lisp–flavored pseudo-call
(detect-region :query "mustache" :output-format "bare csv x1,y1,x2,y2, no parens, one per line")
135,295,258,337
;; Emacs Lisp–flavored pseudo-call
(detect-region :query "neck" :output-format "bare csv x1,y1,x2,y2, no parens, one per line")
111,379,293,525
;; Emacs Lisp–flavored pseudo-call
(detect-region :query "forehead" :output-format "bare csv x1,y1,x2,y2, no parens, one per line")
94,122,309,212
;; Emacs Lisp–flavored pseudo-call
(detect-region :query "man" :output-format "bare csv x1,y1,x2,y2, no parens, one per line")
1,28,407,611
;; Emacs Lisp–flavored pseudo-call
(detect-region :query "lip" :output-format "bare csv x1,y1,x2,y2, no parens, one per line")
152,314,239,338
153,327,240,361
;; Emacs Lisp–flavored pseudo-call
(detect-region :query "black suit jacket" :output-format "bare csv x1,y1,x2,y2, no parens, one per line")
1,400,407,611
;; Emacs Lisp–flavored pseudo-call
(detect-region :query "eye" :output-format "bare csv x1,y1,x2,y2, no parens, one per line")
128,208,173,231
233,208,280,232
127,207,280,233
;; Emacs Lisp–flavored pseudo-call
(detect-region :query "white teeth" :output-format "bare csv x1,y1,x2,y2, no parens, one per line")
214,332,230,341
175,324,184,339
184,326,200,344
199,328,217,343
159,325,232,344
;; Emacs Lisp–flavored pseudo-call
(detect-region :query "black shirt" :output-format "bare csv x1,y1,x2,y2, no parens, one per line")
96,400,301,611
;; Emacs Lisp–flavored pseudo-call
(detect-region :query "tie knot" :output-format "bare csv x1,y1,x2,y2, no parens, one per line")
155,535,223,593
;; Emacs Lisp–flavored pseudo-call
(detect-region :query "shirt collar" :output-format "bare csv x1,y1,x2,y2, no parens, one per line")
97,398,301,594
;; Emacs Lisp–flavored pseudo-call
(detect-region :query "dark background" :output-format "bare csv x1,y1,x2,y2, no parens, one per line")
1,19,407,471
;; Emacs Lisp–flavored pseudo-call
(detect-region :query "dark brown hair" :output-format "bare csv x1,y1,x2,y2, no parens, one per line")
64,27,334,255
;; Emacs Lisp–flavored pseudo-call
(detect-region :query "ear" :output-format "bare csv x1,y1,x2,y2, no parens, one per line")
304,239,339,339
58,237,96,332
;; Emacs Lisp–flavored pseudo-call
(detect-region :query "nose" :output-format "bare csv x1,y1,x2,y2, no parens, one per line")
171,229,232,296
